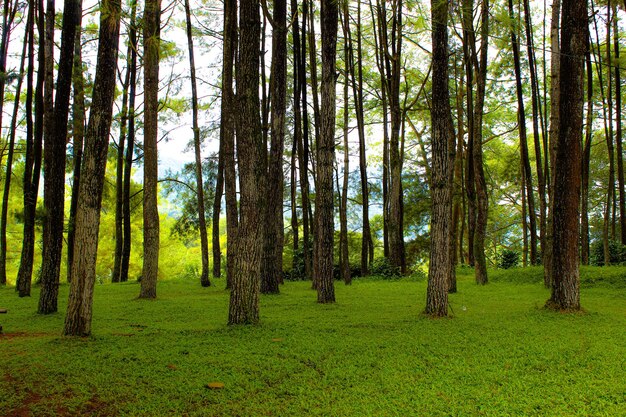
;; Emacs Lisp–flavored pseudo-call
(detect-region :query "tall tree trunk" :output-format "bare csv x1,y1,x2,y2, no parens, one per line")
139,0,161,299
603,2,615,265
426,0,454,317
544,0,561,288
523,0,547,268
229,0,265,324
547,0,586,311
17,0,44,297
473,0,489,285
38,0,80,314
64,0,121,335
184,0,210,287
0,17,27,286
299,0,312,280
509,0,538,265
221,0,238,288
67,17,85,284
315,0,337,303
261,0,287,294
340,3,351,285
348,0,372,276
450,59,465,293
121,0,138,283
613,4,626,245
581,36,593,266
290,0,301,269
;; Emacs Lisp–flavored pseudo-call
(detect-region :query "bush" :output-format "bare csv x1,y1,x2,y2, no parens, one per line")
497,249,520,269
590,240,626,266
369,257,401,279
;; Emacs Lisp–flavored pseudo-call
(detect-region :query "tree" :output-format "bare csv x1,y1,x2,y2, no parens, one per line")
16,0,44,297
547,0,586,311
64,0,122,336
261,0,287,294
425,0,455,317
38,0,81,314
139,0,161,299
228,0,265,324
314,0,338,303
184,0,210,287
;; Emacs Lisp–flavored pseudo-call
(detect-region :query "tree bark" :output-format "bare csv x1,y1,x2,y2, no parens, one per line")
16,0,44,297
38,0,80,314
315,0,337,303
426,0,454,317
261,0,287,294
64,0,121,335
547,0,586,312
614,7,626,246
0,17,27,286
581,36,593,266
221,0,238,288
340,3,351,285
121,0,138,283
139,0,161,299
228,0,265,324
184,0,210,287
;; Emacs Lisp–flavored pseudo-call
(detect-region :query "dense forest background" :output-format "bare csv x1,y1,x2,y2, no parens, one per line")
0,0,610,329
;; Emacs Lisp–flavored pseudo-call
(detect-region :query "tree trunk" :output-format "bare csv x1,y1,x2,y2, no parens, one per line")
290,0,301,270
614,7,626,245
63,0,121,335
261,0,287,294
426,0,454,317
0,18,27,286
472,0,489,285
184,0,210,287
229,0,265,324
315,0,337,303
139,0,161,299
121,0,138,283
340,3,351,285
221,0,238,288
581,37,593,266
603,3,615,266
509,0,538,265
16,0,44,297
547,0,586,311
544,0,560,288
38,0,80,314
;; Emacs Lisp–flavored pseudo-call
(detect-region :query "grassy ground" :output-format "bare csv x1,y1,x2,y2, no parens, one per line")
1,272,625,416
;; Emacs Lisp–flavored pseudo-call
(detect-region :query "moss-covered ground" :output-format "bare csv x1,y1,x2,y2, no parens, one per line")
1,269,625,416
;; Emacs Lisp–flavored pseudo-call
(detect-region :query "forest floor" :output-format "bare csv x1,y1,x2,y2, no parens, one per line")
1,269,625,416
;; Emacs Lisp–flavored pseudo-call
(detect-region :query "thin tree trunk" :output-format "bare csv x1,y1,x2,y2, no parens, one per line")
261,0,287,294
229,0,265,324
38,0,80,314
613,4,626,245
603,2,615,265
0,18,27,286
509,0,538,265
581,36,593,266
473,0,489,285
315,0,337,303
340,2,351,285
547,0,586,312
139,0,161,299
17,0,44,297
426,0,454,317
544,0,560,288
290,0,301,269
121,0,137,283
63,0,122,335
184,0,210,287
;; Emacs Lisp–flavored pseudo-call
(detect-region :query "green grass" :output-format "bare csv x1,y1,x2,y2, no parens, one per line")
1,273,625,416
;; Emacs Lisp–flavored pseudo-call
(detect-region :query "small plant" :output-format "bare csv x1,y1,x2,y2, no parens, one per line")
590,240,626,266
497,249,520,269
370,257,401,279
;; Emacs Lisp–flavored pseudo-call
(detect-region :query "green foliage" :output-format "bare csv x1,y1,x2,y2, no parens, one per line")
369,257,401,279
487,265,626,289
590,239,626,266
497,248,521,269
1,279,626,415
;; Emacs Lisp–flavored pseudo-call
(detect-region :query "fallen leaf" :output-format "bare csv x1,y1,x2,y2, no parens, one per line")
206,382,225,390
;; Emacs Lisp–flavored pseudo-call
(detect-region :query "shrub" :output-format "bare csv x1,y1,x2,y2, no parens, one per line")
497,249,520,269
590,240,626,266
369,257,401,279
